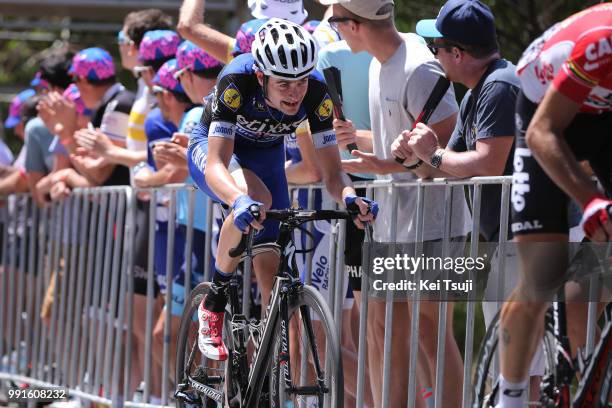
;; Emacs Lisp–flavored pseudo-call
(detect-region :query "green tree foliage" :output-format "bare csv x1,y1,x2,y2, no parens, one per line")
395,0,601,62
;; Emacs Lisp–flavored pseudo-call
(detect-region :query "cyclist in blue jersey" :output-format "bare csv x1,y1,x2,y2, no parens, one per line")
187,18,378,361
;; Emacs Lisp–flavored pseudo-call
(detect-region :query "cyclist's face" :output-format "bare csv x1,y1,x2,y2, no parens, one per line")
264,75,309,115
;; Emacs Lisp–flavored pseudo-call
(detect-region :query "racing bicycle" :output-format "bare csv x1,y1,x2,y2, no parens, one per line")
472,242,612,407
175,207,348,407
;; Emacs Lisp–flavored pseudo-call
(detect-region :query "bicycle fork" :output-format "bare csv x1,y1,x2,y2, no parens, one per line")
278,290,328,405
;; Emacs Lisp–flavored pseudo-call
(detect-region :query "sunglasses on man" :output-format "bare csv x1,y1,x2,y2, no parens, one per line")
427,41,465,56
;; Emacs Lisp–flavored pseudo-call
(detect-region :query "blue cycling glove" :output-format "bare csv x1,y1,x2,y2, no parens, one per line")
344,195,379,219
232,194,263,232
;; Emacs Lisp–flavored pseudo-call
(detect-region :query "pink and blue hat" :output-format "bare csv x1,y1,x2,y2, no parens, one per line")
69,47,116,81
152,59,185,94
62,84,91,116
176,40,222,73
4,89,36,128
232,19,267,56
139,30,181,62
302,20,321,34
30,71,50,90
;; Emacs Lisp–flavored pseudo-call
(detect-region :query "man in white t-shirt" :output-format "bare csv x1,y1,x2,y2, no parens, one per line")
321,0,471,406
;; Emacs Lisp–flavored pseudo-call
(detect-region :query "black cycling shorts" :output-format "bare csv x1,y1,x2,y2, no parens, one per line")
511,91,612,237
133,199,159,297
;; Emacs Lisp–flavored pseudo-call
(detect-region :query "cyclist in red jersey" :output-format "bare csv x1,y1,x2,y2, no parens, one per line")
497,4,612,407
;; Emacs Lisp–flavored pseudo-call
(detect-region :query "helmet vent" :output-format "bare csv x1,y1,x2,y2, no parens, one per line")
290,49,298,70
278,46,288,69
264,45,274,65
293,26,304,40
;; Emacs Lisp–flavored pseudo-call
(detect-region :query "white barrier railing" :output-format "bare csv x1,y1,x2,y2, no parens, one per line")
0,177,602,407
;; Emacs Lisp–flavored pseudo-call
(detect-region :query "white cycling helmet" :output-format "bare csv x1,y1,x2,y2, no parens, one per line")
251,18,317,80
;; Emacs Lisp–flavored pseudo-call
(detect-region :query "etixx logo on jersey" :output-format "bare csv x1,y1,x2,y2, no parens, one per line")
316,94,334,122
220,82,242,112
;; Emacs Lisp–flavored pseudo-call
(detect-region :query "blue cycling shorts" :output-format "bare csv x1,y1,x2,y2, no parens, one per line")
187,124,290,244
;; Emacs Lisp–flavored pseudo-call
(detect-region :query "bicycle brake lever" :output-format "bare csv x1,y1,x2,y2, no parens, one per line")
228,227,257,258
229,205,261,257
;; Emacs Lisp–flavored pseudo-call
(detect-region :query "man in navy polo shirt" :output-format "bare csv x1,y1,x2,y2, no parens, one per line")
393,0,517,242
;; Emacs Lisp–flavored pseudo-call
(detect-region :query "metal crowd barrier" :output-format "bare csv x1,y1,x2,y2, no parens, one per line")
0,178,602,408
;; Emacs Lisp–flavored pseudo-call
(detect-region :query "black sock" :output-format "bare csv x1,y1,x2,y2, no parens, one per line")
204,268,232,312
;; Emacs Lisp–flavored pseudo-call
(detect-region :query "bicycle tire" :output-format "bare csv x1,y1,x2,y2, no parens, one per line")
175,282,233,408
269,284,344,408
472,309,556,408
594,324,612,408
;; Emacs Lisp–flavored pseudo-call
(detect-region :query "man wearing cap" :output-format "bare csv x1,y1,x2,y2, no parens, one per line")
0,89,36,195
394,0,516,242
115,10,173,163
69,47,135,186
324,0,470,406
133,58,199,375
24,50,73,205
155,42,223,317
74,30,179,180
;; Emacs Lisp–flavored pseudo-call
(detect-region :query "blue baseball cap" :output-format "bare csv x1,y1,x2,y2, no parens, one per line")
416,0,497,47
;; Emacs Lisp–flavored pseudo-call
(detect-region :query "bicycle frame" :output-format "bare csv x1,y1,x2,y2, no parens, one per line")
226,216,325,407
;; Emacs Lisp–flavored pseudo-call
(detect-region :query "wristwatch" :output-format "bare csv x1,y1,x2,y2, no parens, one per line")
430,149,445,169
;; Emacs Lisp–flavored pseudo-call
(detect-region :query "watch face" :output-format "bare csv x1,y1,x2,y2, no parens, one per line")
431,151,443,168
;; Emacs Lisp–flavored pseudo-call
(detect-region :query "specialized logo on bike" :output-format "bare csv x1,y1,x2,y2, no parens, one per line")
316,94,333,122
189,377,223,402
221,82,242,111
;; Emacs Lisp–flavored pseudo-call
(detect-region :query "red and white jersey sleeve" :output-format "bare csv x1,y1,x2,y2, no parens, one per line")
517,3,612,113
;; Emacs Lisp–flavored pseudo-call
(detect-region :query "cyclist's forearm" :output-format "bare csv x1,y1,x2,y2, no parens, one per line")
205,162,244,206
315,145,355,203
529,128,599,207
324,169,355,205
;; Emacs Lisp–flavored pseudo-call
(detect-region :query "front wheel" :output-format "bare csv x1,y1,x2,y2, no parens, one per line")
594,326,612,408
175,282,233,408
269,285,344,408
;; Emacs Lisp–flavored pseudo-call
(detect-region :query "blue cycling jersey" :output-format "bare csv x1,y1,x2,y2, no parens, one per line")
189,53,337,151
